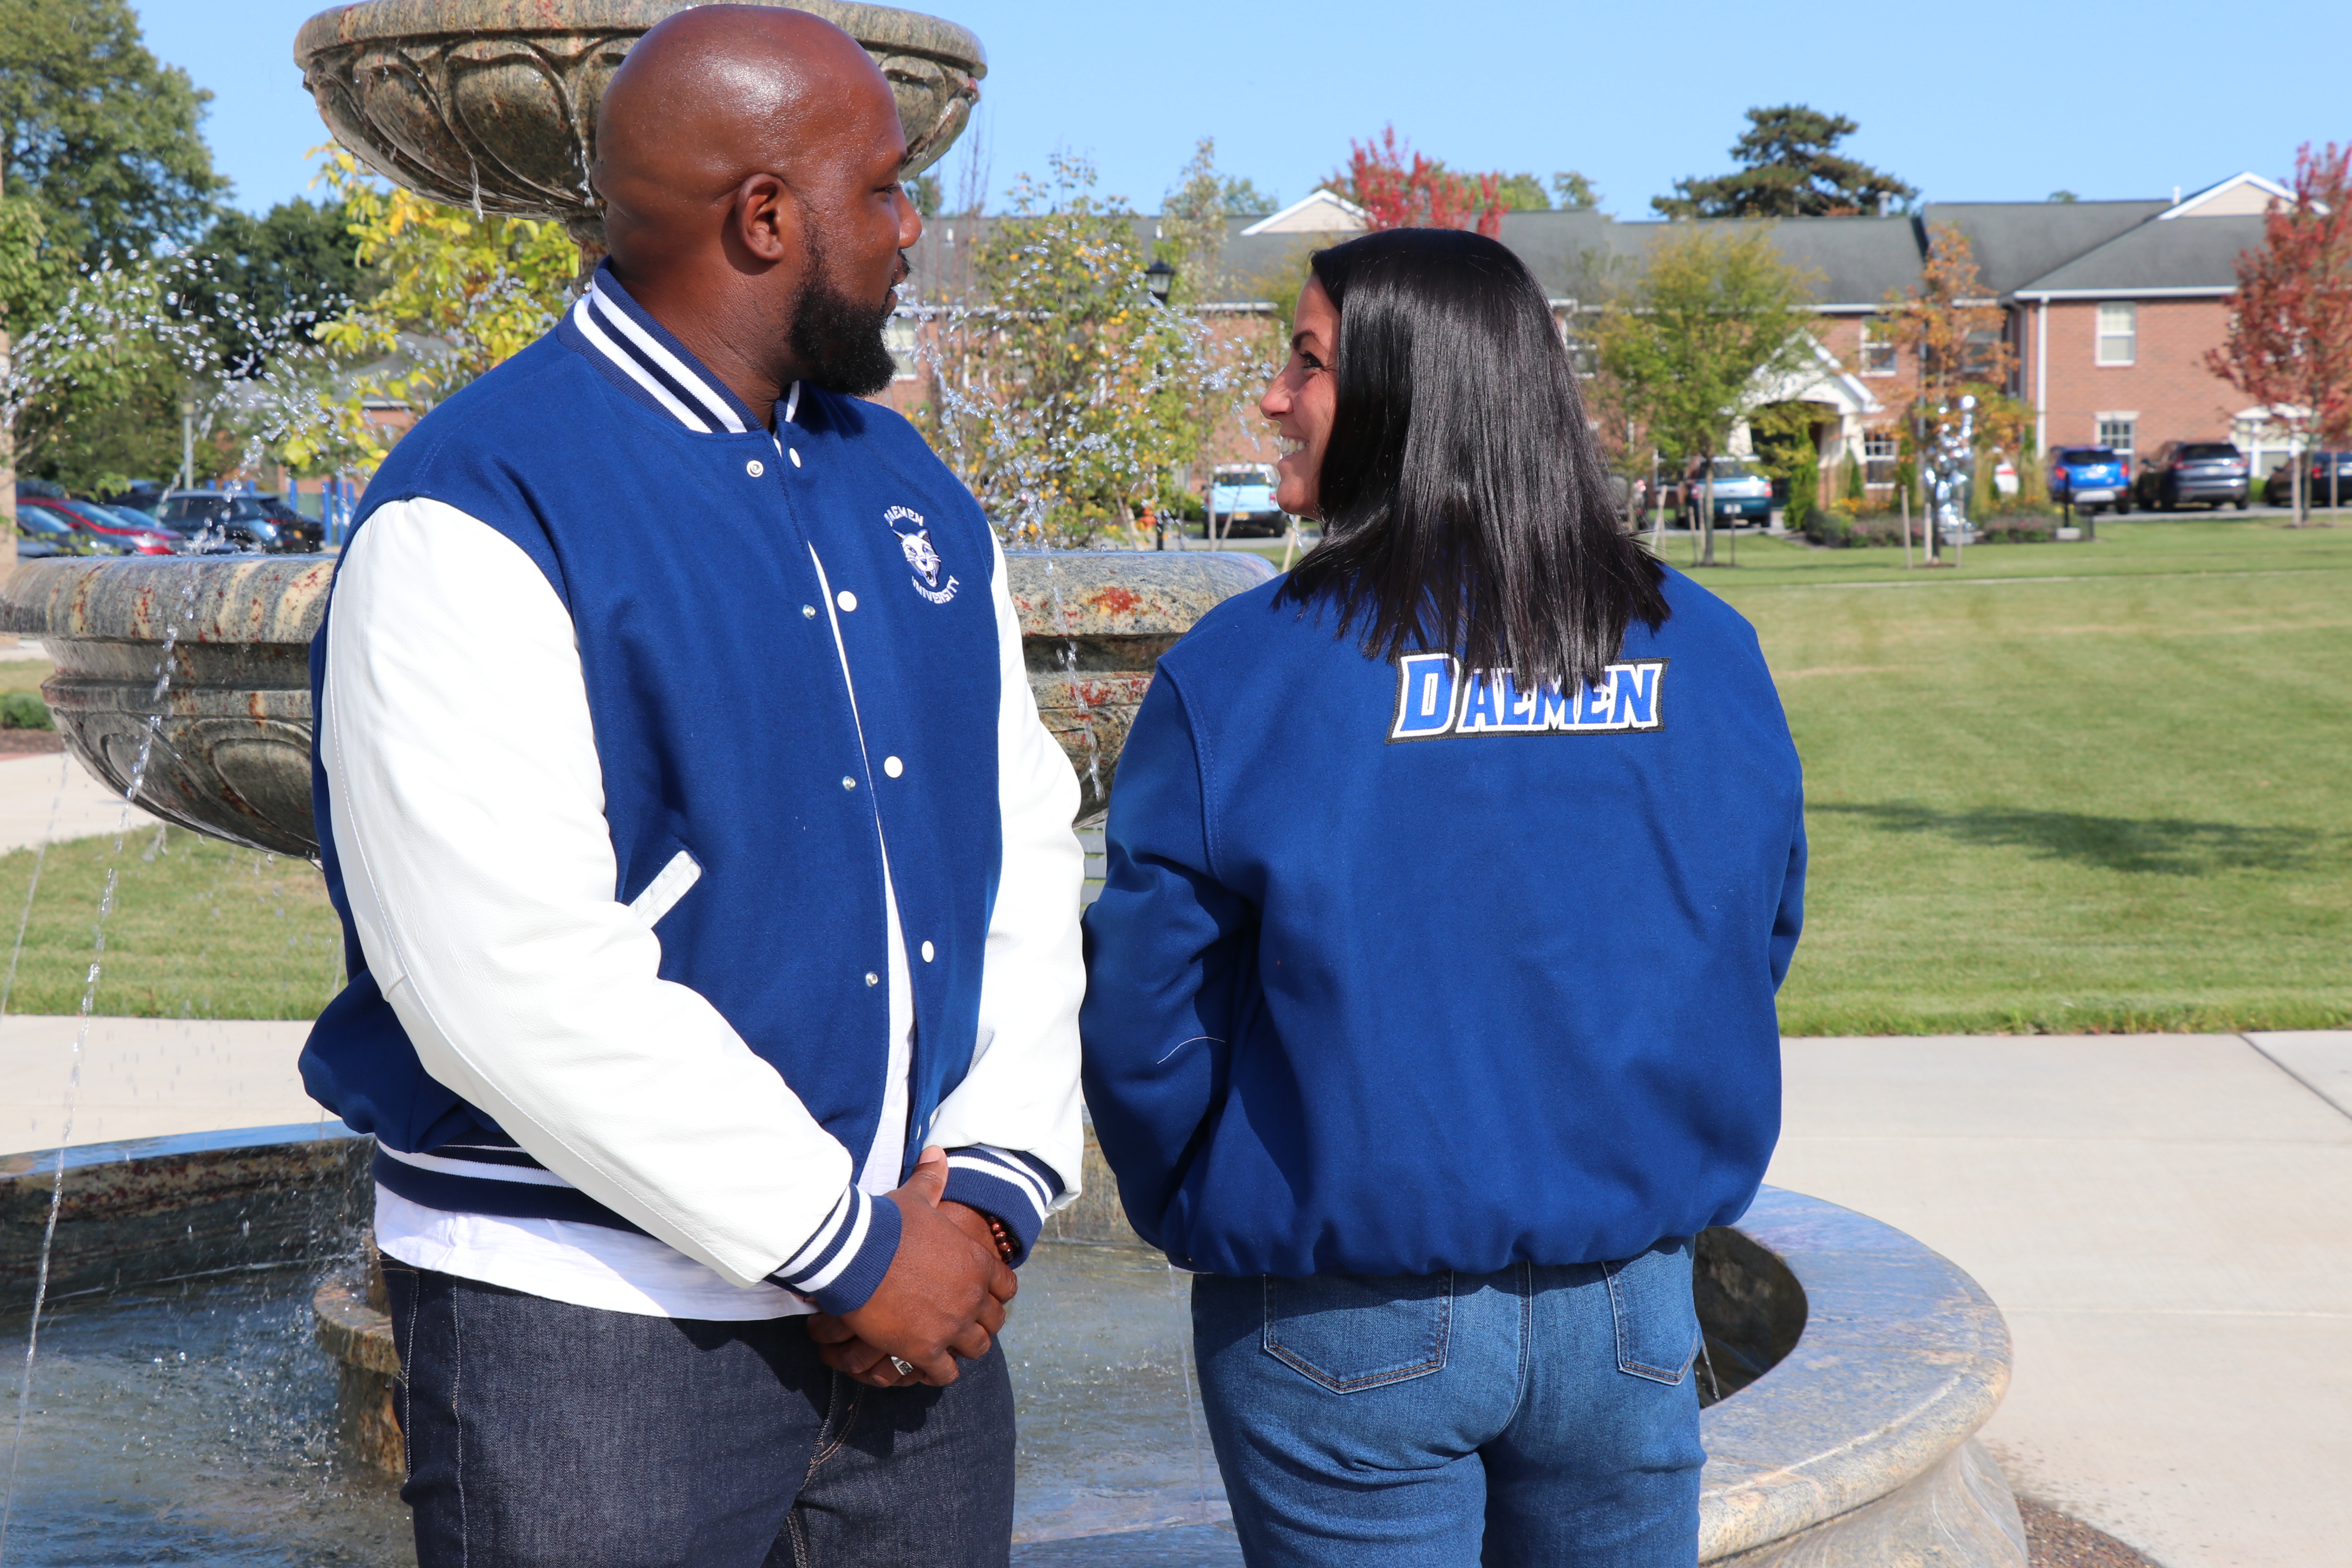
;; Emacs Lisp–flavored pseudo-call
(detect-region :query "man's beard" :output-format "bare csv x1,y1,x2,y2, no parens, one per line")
792,233,903,397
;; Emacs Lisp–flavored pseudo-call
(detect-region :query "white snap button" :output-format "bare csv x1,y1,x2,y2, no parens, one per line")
864,971,879,986
745,459,765,478
841,776,857,790
920,940,935,963
883,756,903,778
835,590,857,612
802,605,816,618
789,448,802,468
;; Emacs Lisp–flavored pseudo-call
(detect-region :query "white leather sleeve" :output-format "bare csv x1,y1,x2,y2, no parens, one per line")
923,533,1086,1206
321,498,861,1289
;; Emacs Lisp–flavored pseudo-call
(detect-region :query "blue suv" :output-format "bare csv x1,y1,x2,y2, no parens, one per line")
2047,447,2132,514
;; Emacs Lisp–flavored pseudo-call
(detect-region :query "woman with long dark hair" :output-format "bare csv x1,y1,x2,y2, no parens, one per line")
1079,228,1806,1566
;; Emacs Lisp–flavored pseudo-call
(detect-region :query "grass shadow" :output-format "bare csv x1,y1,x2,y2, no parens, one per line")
1812,802,2324,876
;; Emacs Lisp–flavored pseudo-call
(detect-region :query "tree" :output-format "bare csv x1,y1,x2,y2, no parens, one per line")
1552,171,1599,210
296,151,578,469
916,153,1246,544
1654,106,1915,219
0,0,224,282
1881,222,2030,542
1592,224,1817,565
1158,138,1266,305
187,198,369,377
1328,127,1503,237
1494,173,1550,211
906,172,943,217
2205,142,2352,525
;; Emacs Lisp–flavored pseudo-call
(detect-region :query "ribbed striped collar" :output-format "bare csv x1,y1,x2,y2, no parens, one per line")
565,261,800,433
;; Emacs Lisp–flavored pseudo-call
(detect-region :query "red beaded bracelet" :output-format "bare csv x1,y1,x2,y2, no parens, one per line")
981,1212,1017,1263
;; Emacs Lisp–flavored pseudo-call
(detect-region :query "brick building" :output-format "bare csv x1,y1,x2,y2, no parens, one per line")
883,172,2294,506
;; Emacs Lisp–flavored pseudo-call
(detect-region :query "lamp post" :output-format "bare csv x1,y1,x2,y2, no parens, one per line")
1144,258,1176,306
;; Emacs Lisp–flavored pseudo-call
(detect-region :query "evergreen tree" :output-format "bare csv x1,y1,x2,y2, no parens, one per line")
1654,106,1915,219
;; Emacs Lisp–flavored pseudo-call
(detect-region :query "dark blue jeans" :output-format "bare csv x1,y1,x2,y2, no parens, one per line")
383,1262,1015,1568
1191,1240,1704,1568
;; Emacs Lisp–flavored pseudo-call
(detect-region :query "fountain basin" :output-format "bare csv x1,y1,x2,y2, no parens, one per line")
294,0,986,258
5,1119,2021,1566
0,550,1276,845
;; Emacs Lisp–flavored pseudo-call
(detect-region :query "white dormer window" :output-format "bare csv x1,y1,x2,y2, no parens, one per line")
2095,303,2137,367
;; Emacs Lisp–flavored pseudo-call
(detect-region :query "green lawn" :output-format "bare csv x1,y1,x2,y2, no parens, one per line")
0,825,343,1021
1702,520,2352,1034
0,520,2343,1033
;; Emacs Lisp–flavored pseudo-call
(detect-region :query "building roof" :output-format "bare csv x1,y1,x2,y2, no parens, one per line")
894,179,2262,315
2014,213,2265,298
2159,172,2291,220
1920,201,2167,297
1237,190,1366,236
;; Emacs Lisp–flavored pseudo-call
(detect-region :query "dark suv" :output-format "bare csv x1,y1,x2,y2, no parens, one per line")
2133,442,2250,511
156,490,327,553
2262,452,2352,509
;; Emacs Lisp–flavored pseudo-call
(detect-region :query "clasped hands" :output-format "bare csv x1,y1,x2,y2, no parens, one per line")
804,1146,1016,1388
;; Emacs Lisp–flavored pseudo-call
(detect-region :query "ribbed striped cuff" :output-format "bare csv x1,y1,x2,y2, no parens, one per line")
766,1184,903,1315
940,1145,1064,1266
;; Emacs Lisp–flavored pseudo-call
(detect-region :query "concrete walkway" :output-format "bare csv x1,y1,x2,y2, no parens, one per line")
0,641,162,852
0,749,163,854
1,1014,321,1152
3,1013,2344,1566
1769,1033,2352,1568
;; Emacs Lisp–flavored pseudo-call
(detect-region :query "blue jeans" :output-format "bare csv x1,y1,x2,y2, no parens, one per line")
1190,1240,1704,1568
383,1262,1015,1568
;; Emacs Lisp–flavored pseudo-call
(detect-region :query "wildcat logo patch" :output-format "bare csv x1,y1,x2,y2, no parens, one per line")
1388,652,1667,741
884,505,959,605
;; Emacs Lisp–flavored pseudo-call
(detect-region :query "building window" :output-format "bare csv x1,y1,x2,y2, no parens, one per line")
885,316,920,380
1863,430,1899,485
1860,319,1897,376
2095,302,2136,366
2096,416,2136,462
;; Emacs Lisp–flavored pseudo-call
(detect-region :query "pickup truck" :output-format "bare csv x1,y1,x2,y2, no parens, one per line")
1208,463,1287,537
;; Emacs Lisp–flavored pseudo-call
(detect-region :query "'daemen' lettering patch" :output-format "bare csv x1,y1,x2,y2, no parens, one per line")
1388,652,1667,741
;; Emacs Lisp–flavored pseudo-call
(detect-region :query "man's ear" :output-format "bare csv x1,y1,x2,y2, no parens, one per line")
730,172,801,266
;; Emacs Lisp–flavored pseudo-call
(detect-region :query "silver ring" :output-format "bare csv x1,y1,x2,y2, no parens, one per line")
889,1356,915,1378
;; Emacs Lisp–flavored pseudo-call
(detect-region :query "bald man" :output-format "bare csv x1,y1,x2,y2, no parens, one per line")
299,9,1084,1564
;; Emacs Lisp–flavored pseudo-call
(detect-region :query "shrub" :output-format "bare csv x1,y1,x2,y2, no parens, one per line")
0,692,54,730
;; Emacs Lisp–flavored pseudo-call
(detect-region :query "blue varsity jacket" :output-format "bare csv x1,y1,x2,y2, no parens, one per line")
1079,570,1805,1278
302,266,1064,1310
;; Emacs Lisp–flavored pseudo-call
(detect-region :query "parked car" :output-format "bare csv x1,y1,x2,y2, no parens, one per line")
155,489,326,553
2261,452,2352,508
2046,446,2134,514
2133,442,2249,511
1207,463,1286,538
12,504,138,558
103,480,169,520
21,496,179,555
1693,457,1773,525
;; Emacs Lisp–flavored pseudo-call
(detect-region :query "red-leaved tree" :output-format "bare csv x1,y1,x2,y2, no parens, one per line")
2206,142,2352,524
1338,127,1505,237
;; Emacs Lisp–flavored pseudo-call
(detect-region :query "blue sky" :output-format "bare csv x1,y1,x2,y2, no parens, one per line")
154,0,2351,221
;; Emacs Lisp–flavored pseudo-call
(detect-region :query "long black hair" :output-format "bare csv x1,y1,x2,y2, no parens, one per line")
1276,228,1670,691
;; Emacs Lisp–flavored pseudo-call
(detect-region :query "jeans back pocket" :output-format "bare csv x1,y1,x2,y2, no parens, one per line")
1603,1236,1701,1386
1262,1272,1452,1394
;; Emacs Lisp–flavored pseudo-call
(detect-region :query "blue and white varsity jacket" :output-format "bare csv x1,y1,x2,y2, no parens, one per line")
1080,571,1804,1279
302,265,1084,1315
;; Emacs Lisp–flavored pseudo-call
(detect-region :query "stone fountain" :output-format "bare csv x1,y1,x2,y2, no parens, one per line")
0,3,2027,1562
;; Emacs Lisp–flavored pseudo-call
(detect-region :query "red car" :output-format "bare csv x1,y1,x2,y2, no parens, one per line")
19,496,178,555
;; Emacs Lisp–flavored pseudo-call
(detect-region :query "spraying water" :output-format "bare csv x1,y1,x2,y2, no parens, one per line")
0,570,203,1561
